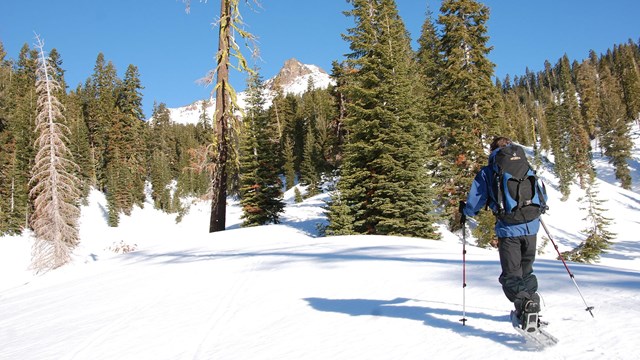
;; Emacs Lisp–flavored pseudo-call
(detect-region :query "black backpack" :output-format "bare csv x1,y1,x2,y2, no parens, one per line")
490,144,548,224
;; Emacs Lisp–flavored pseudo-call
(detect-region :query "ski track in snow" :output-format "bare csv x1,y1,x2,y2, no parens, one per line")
187,253,265,359
61,275,172,360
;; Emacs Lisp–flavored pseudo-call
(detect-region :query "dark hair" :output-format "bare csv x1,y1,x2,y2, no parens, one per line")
490,136,512,152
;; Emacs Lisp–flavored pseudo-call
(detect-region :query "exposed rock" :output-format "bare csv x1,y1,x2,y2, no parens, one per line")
268,58,327,90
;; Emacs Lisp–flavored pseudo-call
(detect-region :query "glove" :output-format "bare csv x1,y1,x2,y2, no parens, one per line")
459,201,467,225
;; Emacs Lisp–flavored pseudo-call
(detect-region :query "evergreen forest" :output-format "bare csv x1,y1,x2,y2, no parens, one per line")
1,0,638,269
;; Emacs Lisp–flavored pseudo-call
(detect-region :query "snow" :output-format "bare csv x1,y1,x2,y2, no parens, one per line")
2,128,640,359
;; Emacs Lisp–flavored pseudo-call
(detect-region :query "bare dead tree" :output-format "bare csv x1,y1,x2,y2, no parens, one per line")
30,35,81,272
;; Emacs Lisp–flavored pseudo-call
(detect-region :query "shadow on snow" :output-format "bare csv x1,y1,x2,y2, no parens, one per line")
303,297,533,351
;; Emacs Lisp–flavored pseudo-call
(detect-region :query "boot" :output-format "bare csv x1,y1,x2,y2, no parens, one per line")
521,293,541,332
524,292,541,314
513,291,531,318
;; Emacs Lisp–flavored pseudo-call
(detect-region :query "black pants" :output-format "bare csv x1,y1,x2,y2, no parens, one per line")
498,235,538,303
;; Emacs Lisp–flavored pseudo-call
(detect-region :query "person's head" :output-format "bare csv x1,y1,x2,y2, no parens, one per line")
490,136,512,152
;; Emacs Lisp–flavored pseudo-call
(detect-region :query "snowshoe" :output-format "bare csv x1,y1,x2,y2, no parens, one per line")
520,296,541,332
521,310,539,332
510,310,558,348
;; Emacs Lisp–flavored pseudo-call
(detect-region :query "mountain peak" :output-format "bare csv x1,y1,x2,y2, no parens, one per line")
269,58,328,90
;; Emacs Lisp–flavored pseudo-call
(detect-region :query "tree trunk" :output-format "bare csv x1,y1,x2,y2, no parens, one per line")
209,0,231,233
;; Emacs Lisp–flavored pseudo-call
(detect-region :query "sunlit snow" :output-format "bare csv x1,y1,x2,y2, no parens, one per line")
1,127,639,359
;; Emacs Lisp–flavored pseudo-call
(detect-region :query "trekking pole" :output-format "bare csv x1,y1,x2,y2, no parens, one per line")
540,218,595,318
459,201,468,325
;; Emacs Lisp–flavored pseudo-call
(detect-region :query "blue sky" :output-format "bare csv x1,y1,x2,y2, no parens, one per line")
2,0,638,118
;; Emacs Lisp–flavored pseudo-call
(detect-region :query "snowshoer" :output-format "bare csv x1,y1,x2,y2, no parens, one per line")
460,136,548,328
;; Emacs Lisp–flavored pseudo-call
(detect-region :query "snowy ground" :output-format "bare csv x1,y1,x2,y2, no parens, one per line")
1,129,640,359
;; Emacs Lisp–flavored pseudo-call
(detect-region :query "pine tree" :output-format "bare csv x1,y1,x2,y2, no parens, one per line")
534,68,552,153
286,95,305,174
148,102,176,210
599,65,633,189
546,102,573,199
560,56,593,190
149,102,173,152
416,5,440,102
323,191,356,236
65,88,92,203
329,0,438,238
196,98,212,143
435,0,499,230
0,41,16,234
315,88,340,172
85,53,119,191
575,51,600,139
238,70,284,226
328,61,349,168
471,208,498,248
47,49,67,90
546,55,592,198
498,80,521,141
29,36,80,272
300,119,320,196
272,91,300,191
6,44,39,233
299,84,338,177
149,149,173,211
175,123,210,199
115,64,147,209
562,173,615,263
187,101,215,197
615,43,640,123
518,67,549,158
514,76,538,146
100,61,140,225
283,137,296,190
495,71,544,171
415,5,446,209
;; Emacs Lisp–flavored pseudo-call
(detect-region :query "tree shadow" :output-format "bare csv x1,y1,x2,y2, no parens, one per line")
303,297,535,351
124,244,493,271
280,218,326,237
98,202,109,224
617,192,640,211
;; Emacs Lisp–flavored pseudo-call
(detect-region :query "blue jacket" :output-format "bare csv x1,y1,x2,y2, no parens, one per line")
462,148,541,238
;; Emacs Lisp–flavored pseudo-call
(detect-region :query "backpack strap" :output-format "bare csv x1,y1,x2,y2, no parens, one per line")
493,171,505,215
533,171,549,214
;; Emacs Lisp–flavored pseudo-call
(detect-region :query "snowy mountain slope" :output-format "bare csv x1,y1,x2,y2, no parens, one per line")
167,58,334,126
1,129,640,359
533,125,640,270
